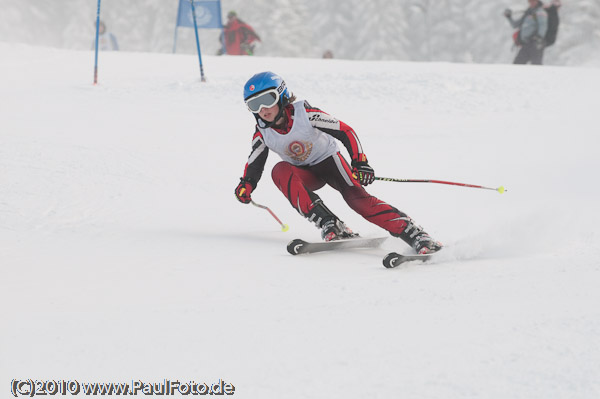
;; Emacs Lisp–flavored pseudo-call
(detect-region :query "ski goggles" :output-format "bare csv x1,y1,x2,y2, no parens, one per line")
245,88,281,113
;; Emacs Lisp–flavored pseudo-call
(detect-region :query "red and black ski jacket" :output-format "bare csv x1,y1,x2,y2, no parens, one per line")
241,101,368,187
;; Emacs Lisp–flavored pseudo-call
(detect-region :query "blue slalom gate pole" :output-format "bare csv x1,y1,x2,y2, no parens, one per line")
93,0,101,85
190,0,207,82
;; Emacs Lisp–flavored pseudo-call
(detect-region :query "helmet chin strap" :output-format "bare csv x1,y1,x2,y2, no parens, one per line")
257,100,286,128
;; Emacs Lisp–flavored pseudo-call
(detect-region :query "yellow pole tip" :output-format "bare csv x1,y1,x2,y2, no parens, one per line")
282,224,290,232
497,186,505,194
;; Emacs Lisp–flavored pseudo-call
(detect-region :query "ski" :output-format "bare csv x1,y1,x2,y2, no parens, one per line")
287,237,388,255
382,252,433,268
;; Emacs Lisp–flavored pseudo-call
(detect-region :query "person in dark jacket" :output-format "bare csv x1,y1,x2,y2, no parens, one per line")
504,0,548,64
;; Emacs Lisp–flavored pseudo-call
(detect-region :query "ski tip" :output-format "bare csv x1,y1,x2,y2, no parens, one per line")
383,252,433,268
287,239,306,255
383,252,401,268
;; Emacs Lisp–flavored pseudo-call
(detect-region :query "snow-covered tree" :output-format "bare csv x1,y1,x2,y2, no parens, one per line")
352,0,411,61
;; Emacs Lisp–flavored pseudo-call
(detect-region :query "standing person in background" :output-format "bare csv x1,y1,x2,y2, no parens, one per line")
504,0,547,64
220,11,261,55
93,20,119,51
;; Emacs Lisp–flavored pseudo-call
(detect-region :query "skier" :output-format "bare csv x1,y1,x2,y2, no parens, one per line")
234,72,442,255
219,11,261,56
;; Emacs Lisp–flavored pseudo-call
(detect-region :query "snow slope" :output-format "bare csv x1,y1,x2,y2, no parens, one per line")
1,44,600,398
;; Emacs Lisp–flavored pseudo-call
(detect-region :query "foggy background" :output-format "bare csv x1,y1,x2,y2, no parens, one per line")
1,0,599,66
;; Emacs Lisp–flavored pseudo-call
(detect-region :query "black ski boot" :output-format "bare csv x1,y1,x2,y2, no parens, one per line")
393,217,443,254
320,219,356,242
306,199,357,242
411,233,443,254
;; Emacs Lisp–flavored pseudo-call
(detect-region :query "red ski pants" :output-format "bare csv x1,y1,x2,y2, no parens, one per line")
271,153,410,236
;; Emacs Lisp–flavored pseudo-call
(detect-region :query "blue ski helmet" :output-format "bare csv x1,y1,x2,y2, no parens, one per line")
243,71,290,104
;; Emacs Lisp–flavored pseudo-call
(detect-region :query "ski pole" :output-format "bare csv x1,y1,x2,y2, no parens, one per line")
190,0,207,82
375,177,506,194
251,200,290,231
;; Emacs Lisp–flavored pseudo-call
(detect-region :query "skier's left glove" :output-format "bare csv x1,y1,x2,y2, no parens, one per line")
235,177,255,204
352,160,375,186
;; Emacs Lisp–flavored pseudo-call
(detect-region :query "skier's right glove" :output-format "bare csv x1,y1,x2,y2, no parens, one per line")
235,177,255,204
504,8,512,18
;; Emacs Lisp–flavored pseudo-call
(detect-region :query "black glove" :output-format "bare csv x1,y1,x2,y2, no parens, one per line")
351,160,375,186
504,8,512,18
235,178,255,204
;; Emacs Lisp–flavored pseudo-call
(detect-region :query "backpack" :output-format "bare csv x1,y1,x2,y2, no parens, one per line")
512,4,560,47
544,4,560,46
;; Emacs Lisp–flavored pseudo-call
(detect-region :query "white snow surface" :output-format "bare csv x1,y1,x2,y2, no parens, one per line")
2,44,600,398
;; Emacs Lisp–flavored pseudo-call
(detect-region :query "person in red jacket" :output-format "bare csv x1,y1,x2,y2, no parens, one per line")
235,72,443,255
221,11,261,55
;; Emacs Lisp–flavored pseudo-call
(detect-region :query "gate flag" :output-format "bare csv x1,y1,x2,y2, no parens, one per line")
176,0,223,29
